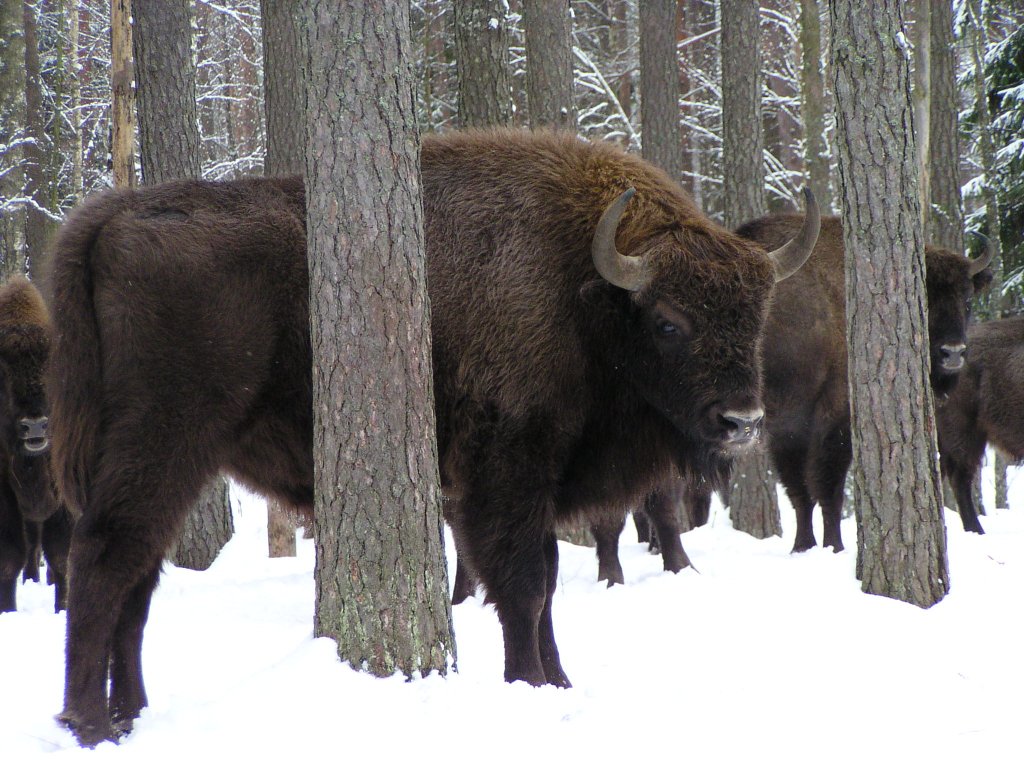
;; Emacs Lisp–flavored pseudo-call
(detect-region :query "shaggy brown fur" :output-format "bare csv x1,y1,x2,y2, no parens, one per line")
741,214,991,551
0,276,71,614
47,129,814,745
937,316,1024,533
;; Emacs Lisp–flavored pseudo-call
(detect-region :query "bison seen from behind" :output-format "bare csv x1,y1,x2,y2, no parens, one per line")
937,316,1024,533
0,276,71,614
47,129,818,746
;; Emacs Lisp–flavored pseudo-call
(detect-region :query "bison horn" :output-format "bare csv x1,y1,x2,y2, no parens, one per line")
969,247,992,277
592,187,650,292
766,187,820,282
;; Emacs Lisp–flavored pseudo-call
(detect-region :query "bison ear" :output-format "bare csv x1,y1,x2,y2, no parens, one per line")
972,267,994,294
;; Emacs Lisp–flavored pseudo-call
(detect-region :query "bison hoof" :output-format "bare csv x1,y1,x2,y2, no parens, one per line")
791,539,816,554
56,710,116,748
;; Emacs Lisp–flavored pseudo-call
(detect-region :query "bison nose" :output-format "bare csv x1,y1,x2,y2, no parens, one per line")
17,416,50,456
718,409,765,444
940,343,967,371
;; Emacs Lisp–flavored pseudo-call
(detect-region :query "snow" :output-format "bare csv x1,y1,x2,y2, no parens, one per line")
3,458,1024,766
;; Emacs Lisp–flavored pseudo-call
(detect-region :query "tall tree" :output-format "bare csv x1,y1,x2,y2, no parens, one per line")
927,0,963,254
831,0,948,607
261,0,306,176
0,0,26,278
721,0,782,539
798,0,832,213
304,0,455,677
23,0,52,275
133,0,233,570
523,0,576,130
110,0,135,188
639,0,683,182
454,0,513,128
912,0,930,229
261,0,307,555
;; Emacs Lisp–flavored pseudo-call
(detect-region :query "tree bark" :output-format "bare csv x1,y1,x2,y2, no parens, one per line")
831,0,948,607
261,0,306,176
133,0,201,184
23,0,52,275
523,0,576,131
134,0,234,570
110,0,135,188
927,0,963,255
798,0,832,214
639,0,683,183
912,0,930,231
0,0,26,278
454,0,513,128
305,0,455,678
721,0,781,539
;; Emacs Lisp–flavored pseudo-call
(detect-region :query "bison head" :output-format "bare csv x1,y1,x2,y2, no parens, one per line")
588,187,819,458
926,246,993,398
0,326,57,523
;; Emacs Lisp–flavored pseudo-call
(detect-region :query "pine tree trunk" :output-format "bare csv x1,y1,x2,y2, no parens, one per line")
927,0,963,254
23,0,53,273
831,0,948,607
305,0,454,678
0,0,26,278
261,0,306,176
912,0,930,230
721,0,781,539
454,0,513,128
639,0,683,183
994,453,1008,510
134,0,234,570
110,0,135,188
798,0,832,214
523,0,576,130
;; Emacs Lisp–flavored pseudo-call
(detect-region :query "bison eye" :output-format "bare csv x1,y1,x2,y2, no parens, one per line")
657,320,678,336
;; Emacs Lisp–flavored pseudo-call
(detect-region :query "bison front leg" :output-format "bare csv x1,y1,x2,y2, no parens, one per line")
42,506,74,612
590,510,626,586
646,484,690,572
538,531,570,687
949,465,985,535
0,480,27,612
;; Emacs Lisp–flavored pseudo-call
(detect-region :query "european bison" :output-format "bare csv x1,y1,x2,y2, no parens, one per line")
937,316,1024,534
741,214,991,552
46,129,818,746
586,214,992,575
0,276,71,614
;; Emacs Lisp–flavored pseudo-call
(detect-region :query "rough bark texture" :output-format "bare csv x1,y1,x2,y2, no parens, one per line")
133,0,234,570
305,0,455,678
799,0,832,214
523,0,577,131
268,500,299,557
22,0,52,275
721,0,781,539
831,0,948,607
133,0,201,184
110,0,135,188
166,482,234,571
912,0,930,230
639,0,683,183
454,0,513,128
927,0,963,255
1,0,26,278
261,0,306,176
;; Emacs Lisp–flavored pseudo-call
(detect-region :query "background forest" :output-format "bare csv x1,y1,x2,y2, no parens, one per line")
1,0,1022,307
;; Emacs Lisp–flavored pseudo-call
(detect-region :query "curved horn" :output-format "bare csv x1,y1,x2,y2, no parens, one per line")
592,188,650,292
767,187,820,282
968,247,992,277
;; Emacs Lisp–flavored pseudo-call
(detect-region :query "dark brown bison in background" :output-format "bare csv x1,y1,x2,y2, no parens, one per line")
586,214,992,577
0,276,72,614
937,316,1024,533
46,128,818,746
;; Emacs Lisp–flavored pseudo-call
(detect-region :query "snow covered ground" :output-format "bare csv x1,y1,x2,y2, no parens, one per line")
3,456,1023,766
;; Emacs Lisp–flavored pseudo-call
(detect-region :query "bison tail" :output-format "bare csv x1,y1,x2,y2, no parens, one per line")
44,189,126,516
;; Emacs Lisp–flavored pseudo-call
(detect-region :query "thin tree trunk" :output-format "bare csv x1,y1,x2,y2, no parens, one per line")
927,0,963,255
454,0,513,128
23,0,52,273
799,0,832,213
523,0,576,131
261,0,306,176
110,0,135,188
994,453,1008,510
831,0,948,607
639,0,683,183
912,0,930,231
166,481,234,571
721,0,781,539
0,0,26,278
305,0,454,678
67,1,82,204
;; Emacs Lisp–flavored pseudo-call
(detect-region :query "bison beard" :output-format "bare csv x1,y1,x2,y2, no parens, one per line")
45,128,817,746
